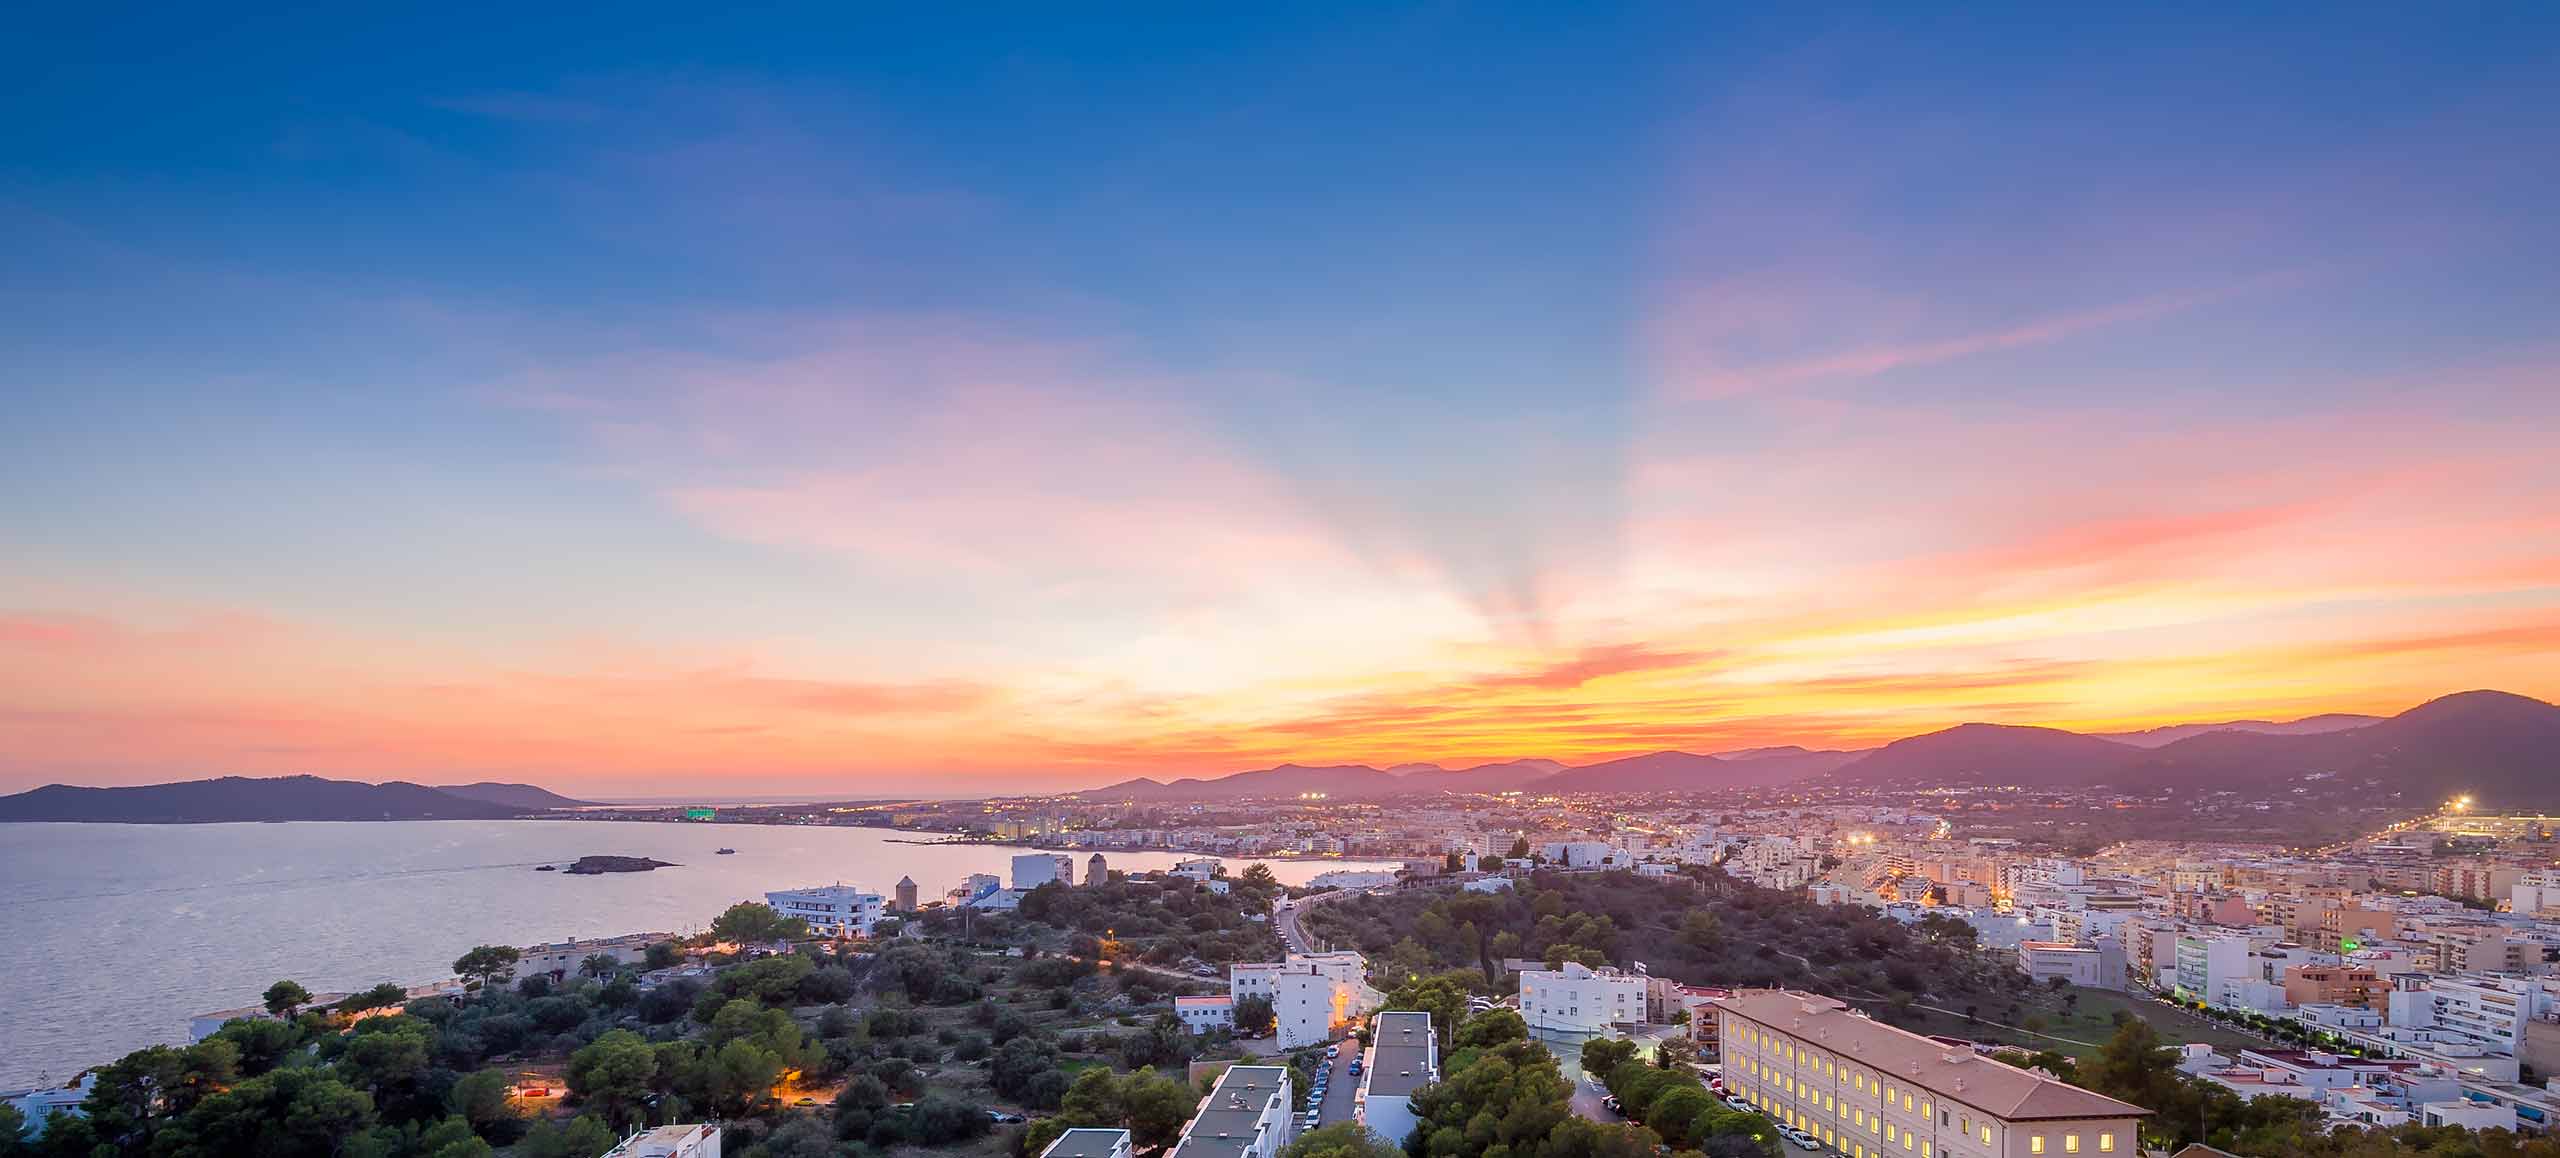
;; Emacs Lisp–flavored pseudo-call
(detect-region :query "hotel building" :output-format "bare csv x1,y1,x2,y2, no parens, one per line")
1518,961,1647,1034
1719,991,2148,1158
762,884,886,938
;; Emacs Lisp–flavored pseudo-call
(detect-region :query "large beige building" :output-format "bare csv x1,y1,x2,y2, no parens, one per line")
1719,991,2148,1158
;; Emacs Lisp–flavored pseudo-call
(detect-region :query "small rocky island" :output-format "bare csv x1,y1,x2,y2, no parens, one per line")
560,855,675,875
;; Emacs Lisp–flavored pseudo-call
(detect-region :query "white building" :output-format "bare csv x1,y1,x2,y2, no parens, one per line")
763,885,886,938
1041,1128,1135,1158
1518,961,1647,1034
1014,853,1076,890
1169,1065,1295,1158
2018,941,2105,987
1539,841,1623,869
1176,995,1236,1034
602,1123,721,1158
1308,870,1398,891
951,873,1003,905
1232,952,1377,1048
1173,857,1225,882
2175,932,2254,1005
1357,1010,1438,1148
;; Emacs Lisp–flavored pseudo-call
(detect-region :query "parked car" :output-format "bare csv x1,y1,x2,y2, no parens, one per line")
1602,1095,1622,1113
1722,1095,1752,1112
987,1111,1026,1124
1326,1045,1339,1058
1780,1127,1821,1151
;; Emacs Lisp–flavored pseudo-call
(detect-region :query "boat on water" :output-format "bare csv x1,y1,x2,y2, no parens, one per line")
534,864,556,871
714,848,737,855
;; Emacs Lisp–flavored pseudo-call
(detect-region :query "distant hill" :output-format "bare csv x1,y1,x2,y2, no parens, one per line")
1398,758,1568,793
1081,763,1403,801
2093,713,2383,748
1081,757,1567,801
2115,690,2560,805
0,775,533,823
1823,724,2143,787
433,781,595,809
1070,689,2560,805
1537,746,1861,794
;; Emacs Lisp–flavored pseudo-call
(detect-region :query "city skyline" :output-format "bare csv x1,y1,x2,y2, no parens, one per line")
6,6,2559,795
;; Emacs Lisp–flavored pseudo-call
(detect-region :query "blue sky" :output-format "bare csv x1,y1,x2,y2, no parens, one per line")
3,5,2556,792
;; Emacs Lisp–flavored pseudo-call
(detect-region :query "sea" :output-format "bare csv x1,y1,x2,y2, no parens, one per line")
0,820,1397,1089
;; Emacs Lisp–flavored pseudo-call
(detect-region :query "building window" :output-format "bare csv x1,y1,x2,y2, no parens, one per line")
2098,1134,2114,1153
2065,1135,2080,1153
1980,1126,1992,1145
2031,1135,2046,1154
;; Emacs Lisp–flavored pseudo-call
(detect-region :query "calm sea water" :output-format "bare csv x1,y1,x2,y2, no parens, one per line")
0,821,1395,1088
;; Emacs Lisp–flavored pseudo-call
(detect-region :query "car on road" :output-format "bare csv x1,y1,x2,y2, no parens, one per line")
1326,1045,1340,1058
986,1111,1026,1124
1602,1095,1622,1114
1722,1095,1752,1112
1347,1060,1361,1076
1778,1127,1821,1151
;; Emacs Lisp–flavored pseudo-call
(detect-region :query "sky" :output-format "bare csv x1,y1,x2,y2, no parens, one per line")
3,6,2557,796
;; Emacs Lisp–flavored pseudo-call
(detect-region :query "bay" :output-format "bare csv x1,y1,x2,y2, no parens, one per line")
0,820,1396,1088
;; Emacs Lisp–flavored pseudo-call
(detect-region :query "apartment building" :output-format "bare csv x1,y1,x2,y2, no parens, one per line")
601,1124,721,1158
1719,991,2149,1158
763,884,886,938
2173,933,2253,1005
518,931,673,977
1169,1065,1295,1158
1041,1129,1134,1158
2283,965,2380,1009
1176,996,1236,1034
1357,1011,1439,1148
1519,961,1648,1034
1231,952,1376,1048
1012,853,1076,890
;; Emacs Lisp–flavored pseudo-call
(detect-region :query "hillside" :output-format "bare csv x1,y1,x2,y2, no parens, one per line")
433,781,595,809
2117,690,2560,806
1080,763,1402,801
0,775,534,823
2094,713,2382,748
1823,723,2144,787
1522,747,1853,794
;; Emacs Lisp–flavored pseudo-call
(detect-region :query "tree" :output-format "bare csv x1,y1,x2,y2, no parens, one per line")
1384,972,1477,1047
335,983,410,1014
644,941,682,969
1444,852,1466,872
1580,1037,1640,1079
1235,994,1277,1036
451,946,522,993
519,1114,617,1158
264,980,313,1018
578,953,622,979
1453,1009,1527,1050
0,1104,25,1158
1507,837,1533,859
710,901,809,944
1282,1122,1407,1158
565,1030,658,1130
447,1068,517,1139
1240,863,1279,888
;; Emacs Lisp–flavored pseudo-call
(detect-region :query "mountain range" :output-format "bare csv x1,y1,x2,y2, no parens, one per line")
1078,690,2560,806
0,776,584,823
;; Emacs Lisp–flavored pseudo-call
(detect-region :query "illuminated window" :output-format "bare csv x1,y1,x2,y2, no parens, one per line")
1902,1136,1913,1152
1921,1101,1931,1118
1922,1145,1932,1157
2031,1135,2047,1154
1980,1126,1993,1145
2065,1134,2081,1153
1885,1125,1898,1142
1904,1093,1916,1111
2098,1133,2114,1153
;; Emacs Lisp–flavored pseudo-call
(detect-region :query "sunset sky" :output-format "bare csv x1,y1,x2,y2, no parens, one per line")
4,7,2556,795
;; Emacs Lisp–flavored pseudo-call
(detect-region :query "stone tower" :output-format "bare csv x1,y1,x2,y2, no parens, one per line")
1085,853,1108,886
894,875,918,912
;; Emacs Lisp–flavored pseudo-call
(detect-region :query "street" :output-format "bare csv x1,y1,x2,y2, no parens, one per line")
1544,1042,1621,1124
1308,1038,1358,1128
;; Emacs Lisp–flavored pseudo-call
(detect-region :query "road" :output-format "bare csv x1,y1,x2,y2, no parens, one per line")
1274,887,1377,954
1307,1038,1358,1128
1543,1041,1621,1124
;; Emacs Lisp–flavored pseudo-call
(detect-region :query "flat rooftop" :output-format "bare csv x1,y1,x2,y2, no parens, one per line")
1170,1065,1290,1158
1366,1010,1437,1097
1043,1128,1133,1158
